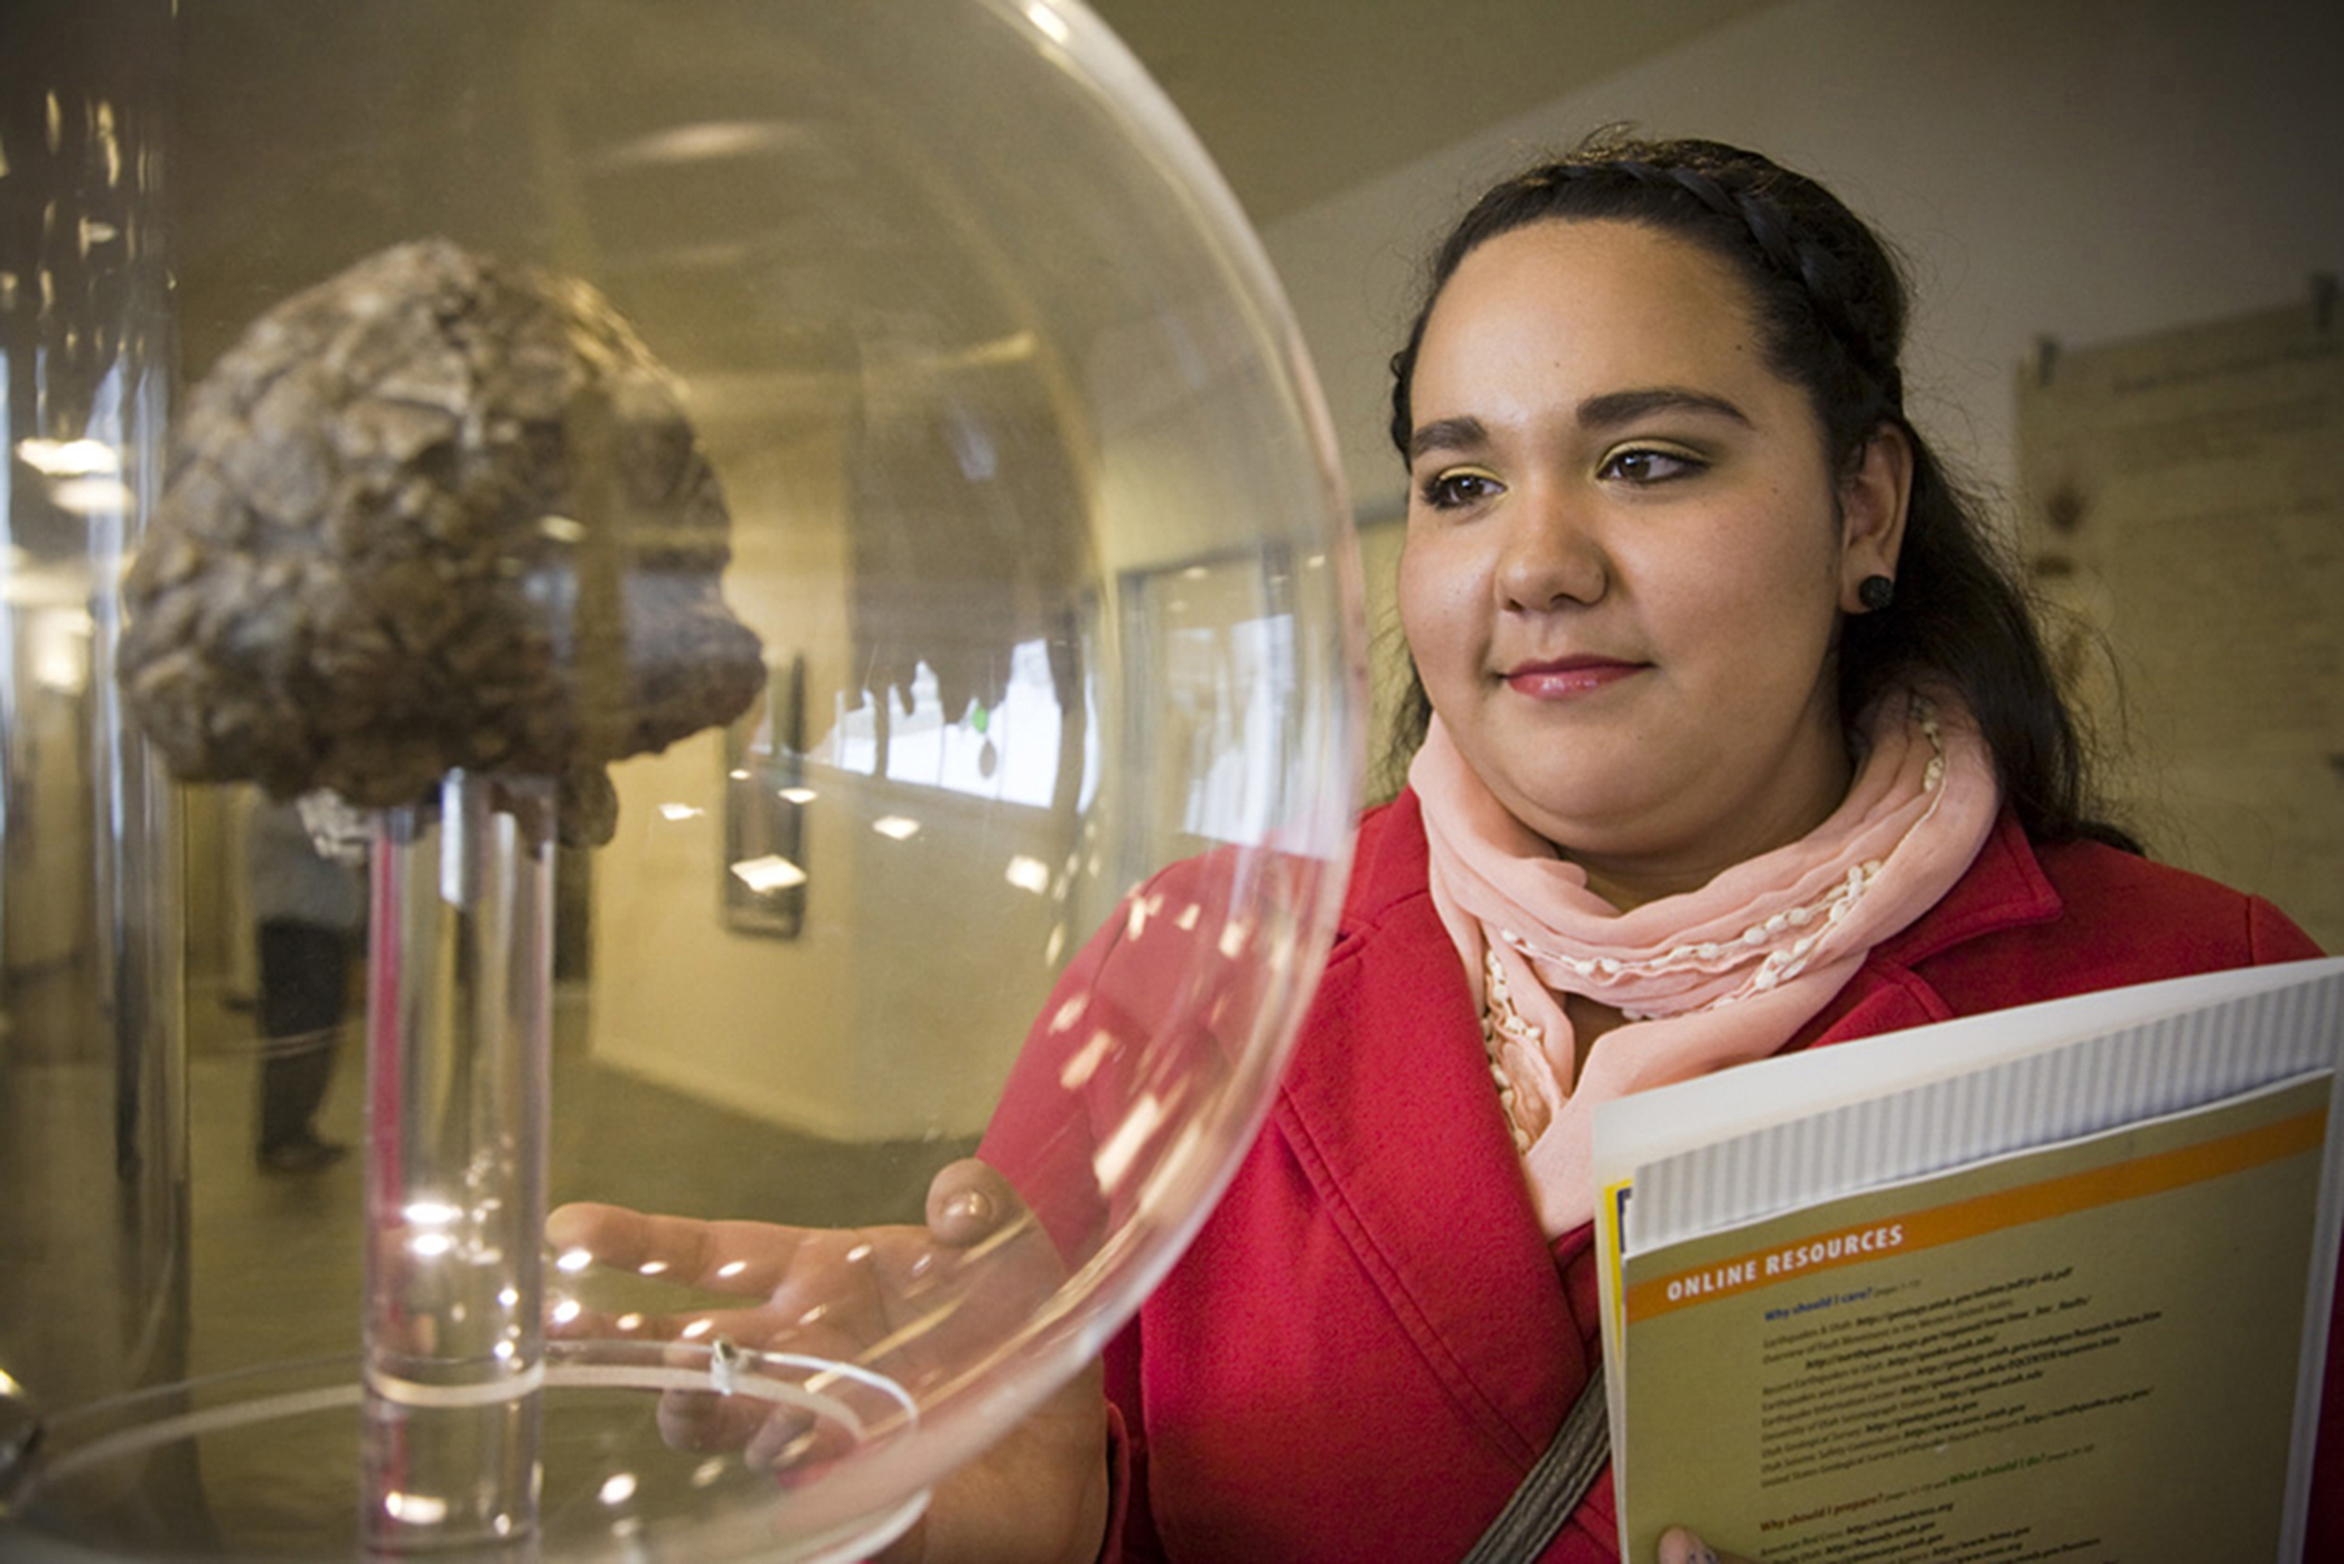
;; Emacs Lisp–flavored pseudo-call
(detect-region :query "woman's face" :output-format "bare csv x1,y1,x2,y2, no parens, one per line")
1398,219,1906,906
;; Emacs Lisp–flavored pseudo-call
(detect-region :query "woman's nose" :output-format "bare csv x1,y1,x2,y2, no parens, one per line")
1495,487,1607,611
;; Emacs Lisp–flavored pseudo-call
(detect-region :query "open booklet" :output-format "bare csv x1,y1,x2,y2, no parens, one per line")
1592,957,2344,1564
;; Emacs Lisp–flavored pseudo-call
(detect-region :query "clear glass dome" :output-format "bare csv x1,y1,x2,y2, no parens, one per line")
0,2,1361,1558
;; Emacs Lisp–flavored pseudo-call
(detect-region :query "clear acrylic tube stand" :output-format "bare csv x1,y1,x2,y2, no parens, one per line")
360,772,552,1552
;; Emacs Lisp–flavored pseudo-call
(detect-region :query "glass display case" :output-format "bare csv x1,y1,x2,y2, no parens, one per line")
0,2,1362,1557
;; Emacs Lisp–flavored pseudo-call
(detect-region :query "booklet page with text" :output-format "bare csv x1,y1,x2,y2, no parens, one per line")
1593,959,2344,1564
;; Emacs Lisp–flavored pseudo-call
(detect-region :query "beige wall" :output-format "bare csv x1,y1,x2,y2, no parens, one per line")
586,428,859,1133
1265,0,2344,517
585,425,1078,1143
192,2,2344,1137
1267,0,2344,934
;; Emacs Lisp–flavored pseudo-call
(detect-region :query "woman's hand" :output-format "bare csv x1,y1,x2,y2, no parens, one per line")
1656,1526,1759,1564
545,1159,1109,1564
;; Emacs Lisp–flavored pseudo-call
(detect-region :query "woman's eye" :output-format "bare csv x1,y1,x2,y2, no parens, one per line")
1418,469,1501,508
1598,447,1703,483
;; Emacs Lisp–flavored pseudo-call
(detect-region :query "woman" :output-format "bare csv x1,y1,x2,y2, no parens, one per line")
553,137,2327,1562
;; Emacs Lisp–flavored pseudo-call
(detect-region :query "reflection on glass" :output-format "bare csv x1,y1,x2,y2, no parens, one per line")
815,641,1092,809
0,2,1360,1558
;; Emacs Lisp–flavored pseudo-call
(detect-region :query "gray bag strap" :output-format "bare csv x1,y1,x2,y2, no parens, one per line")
1459,1364,1610,1564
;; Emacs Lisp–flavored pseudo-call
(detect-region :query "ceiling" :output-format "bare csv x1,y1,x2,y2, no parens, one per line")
1082,0,1785,223
98,0,1792,382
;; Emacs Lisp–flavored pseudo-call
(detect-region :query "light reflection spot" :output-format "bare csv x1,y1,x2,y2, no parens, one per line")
14,437,118,477
1093,1093,1167,1192
1059,1028,1115,1090
731,855,807,893
53,473,143,511
1025,2,1071,45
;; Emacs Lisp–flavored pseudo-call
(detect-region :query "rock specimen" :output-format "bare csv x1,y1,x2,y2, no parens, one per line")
120,239,764,843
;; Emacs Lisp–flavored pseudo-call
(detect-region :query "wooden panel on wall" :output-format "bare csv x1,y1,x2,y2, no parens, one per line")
2018,291,2343,949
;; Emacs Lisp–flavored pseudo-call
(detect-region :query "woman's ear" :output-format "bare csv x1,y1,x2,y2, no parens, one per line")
1837,423,1912,613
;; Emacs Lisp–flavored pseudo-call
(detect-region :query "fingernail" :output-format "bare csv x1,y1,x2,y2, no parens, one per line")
942,1188,994,1226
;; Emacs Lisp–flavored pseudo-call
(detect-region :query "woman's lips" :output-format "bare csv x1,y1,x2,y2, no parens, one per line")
1502,658,1644,698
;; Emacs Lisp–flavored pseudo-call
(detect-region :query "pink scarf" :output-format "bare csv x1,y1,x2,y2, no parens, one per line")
1410,690,2000,1237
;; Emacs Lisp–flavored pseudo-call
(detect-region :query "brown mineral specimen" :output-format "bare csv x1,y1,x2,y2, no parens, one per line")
120,239,765,844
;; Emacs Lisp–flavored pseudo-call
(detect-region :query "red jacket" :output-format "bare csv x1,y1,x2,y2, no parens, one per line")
982,791,2327,1562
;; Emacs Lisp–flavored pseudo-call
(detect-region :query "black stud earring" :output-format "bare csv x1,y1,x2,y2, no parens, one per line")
1857,574,1895,612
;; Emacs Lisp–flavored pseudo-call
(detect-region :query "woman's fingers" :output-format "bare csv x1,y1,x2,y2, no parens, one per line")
552,1166,1040,1311
547,1200,817,1296
924,1158,1027,1247
743,1397,855,1478
655,1383,779,1454
1656,1526,1756,1564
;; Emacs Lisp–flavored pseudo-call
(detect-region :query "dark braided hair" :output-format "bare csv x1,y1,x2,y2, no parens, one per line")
1385,134,2135,850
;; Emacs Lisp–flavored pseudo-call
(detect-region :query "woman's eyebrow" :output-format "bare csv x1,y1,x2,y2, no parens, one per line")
1577,386,1752,430
1407,415,1487,462
1411,390,1750,461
